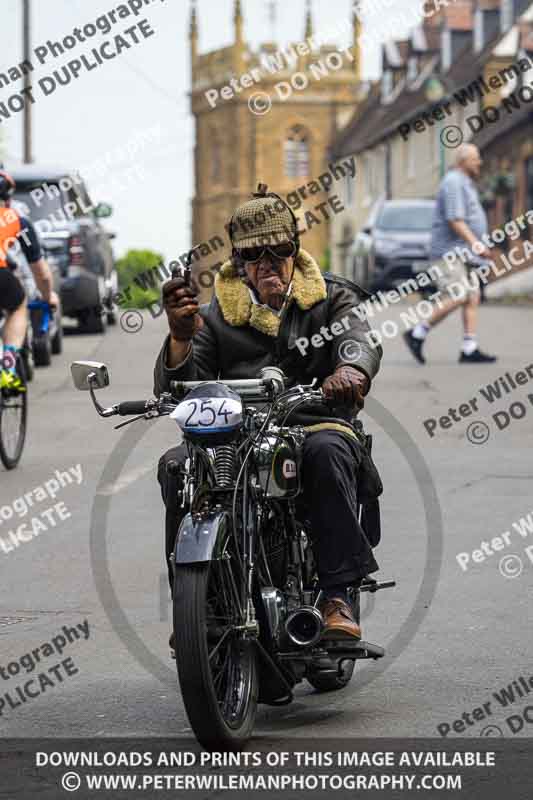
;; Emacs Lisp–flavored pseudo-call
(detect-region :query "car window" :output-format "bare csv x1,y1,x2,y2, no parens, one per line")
14,187,64,220
376,205,435,232
14,176,95,222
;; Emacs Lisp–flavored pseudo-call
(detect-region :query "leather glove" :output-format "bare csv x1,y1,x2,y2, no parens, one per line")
322,366,369,409
162,276,204,342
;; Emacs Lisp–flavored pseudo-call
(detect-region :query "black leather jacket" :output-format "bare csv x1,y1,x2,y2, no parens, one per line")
154,262,382,419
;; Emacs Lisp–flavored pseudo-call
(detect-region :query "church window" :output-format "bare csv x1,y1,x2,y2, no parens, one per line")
284,126,310,178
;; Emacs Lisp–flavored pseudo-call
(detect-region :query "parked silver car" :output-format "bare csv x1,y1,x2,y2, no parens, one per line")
350,199,436,292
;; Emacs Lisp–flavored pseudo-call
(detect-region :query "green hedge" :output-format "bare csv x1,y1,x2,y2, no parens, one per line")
116,249,163,309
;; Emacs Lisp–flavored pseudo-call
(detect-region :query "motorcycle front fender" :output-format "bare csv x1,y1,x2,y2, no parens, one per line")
174,509,231,565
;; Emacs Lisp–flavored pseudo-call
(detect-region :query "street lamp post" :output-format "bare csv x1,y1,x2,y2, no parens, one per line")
23,0,33,163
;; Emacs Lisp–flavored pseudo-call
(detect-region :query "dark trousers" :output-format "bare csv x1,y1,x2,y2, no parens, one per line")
157,430,378,592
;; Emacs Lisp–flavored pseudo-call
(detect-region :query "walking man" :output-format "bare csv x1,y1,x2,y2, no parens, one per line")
404,144,497,365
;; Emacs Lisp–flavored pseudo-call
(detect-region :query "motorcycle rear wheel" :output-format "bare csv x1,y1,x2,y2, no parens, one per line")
173,561,258,751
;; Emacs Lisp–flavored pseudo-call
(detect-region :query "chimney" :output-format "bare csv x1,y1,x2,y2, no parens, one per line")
474,0,501,52
423,4,446,29
440,0,474,71
408,24,440,82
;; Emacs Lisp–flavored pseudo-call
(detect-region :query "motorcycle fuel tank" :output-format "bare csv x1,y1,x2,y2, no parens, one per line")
254,436,300,498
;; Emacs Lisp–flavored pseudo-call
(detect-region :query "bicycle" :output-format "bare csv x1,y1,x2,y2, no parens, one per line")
0,334,28,470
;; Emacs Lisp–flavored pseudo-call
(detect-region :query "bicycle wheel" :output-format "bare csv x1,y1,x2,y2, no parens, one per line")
0,357,27,469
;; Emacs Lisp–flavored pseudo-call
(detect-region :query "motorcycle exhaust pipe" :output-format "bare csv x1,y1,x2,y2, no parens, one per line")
285,606,323,647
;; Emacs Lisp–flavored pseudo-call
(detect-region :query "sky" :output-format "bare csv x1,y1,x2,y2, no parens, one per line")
0,0,422,263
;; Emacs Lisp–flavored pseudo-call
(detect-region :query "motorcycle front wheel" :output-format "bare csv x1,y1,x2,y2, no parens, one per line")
173,560,258,751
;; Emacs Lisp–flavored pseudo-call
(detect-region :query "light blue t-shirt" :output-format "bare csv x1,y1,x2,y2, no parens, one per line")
431,168,488,264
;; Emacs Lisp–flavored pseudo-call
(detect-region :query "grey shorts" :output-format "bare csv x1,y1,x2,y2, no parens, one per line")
430,258,480,299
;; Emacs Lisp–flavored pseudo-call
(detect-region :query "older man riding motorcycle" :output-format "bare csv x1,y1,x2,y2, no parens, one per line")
155,185,383,647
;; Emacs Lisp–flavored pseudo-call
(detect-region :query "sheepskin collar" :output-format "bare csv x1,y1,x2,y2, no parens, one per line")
214,249,327,337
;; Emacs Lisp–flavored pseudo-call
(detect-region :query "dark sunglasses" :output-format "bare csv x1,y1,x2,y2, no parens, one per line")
236,241,297,264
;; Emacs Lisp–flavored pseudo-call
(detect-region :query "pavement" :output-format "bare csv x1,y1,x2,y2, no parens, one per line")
1,301,532,742
487,264,533,298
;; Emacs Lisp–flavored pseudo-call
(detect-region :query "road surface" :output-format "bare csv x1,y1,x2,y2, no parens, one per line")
1,302,532,742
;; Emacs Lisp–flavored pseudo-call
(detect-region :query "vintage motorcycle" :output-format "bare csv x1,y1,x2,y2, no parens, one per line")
71,361,394,751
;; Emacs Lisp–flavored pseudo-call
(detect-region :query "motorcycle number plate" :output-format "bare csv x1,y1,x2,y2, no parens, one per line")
171,396,243,434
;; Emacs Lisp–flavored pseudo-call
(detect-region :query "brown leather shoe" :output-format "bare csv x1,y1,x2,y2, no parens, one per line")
321,598,361,641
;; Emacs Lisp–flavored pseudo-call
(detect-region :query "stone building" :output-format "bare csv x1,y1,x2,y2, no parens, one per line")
188,0,363,294
330,0,533,282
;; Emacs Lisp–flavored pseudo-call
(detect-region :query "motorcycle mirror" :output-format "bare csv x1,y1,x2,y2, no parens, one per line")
70,361,110,391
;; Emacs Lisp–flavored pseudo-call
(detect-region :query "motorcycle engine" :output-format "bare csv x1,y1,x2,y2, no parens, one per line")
261,508,288,589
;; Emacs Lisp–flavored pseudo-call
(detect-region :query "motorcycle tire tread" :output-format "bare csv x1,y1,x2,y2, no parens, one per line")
173,563,258,751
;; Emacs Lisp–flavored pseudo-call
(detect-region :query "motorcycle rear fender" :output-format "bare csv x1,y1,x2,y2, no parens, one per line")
174,509,230,564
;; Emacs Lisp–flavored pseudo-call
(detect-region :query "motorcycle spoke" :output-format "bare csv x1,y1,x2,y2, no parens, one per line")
222,559,245,621
212,557,244,623
212,643,231,695
208,628,232,663
202,557,252,726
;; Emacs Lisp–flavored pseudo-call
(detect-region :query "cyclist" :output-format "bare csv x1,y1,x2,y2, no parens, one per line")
0,170,58,391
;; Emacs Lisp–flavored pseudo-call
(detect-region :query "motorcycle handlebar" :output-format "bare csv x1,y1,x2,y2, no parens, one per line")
110,387,329,420
116,400,149,416
171,367,289,399
171,377,274,399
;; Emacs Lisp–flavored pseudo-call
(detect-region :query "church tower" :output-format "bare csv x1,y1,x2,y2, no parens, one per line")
189,0,363,291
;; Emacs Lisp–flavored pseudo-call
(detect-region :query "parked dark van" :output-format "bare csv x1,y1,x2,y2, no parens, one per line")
10,164,117,333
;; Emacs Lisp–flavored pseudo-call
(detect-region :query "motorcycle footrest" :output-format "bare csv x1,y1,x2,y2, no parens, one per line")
324,639,385,660
358,579,396,594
